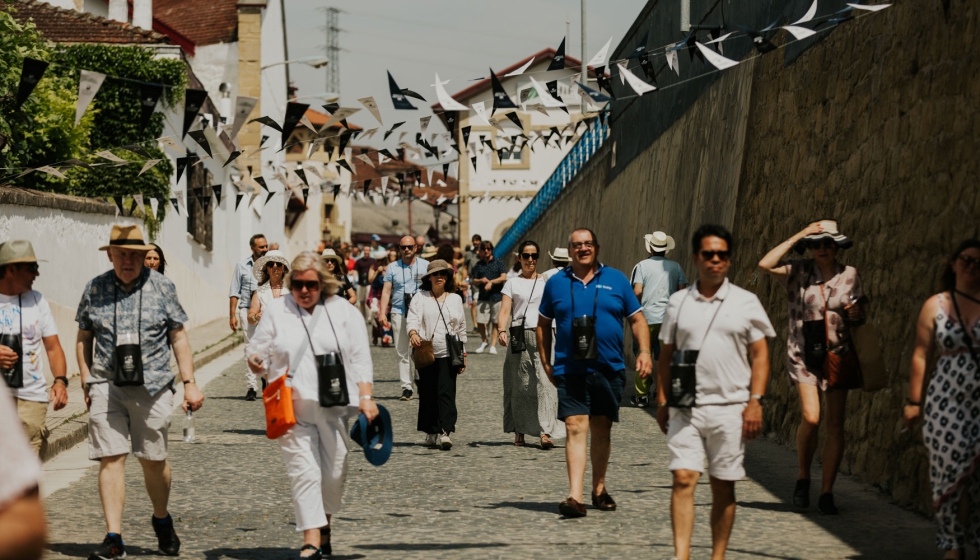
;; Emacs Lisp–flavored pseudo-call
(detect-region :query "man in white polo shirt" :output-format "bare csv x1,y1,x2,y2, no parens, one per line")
651,224,775,560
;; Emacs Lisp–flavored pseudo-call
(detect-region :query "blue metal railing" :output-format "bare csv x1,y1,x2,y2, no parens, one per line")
495,122,609,258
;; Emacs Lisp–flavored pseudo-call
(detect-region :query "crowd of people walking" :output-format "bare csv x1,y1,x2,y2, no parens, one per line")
0,218,978,560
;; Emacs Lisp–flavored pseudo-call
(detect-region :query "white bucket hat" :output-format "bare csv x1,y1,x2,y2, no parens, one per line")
252,250,290,284
644,231,675,254
548,248,571,262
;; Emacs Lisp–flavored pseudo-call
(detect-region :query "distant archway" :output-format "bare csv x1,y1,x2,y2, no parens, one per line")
492,218,516,245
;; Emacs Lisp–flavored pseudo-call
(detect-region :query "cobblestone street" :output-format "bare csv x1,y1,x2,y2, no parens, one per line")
42,329,938,559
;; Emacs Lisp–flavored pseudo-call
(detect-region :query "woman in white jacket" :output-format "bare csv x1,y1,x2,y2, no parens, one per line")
247,252,377,560
407,260,468,450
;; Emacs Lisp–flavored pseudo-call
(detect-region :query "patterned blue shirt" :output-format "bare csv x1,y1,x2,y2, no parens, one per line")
75,268,188,396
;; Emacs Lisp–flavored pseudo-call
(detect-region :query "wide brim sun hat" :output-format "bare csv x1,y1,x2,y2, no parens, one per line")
0,240,46,266
644,231,675,254
794,219,854,254
350,404,393,466
320,248,344,268
548,248,571,262
421,246,439,259
421,259,453,280
252,250,290,283
98,224,155,252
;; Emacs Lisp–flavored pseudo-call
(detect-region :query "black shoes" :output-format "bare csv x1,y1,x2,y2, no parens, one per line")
400,389,413,401
818,492,839,515
630,394,650,408
320,526,332,557
89,534,126,560
245,388,257,401
298,544,322,559
793,479,811,509
152,515,181,556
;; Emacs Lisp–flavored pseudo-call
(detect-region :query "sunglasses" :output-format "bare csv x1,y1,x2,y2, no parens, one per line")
813,240,837,249
520,253,539,260
958,254,980,268
267,262,284,268
700,250,730,261
19,263,40,273
290,280,320,292
430,271,450,278
400,245,415,251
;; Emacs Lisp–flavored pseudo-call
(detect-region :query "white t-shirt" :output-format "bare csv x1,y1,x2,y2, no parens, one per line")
0,291,58,403
541,267,565,281
502,275,545,329
660,279,775,406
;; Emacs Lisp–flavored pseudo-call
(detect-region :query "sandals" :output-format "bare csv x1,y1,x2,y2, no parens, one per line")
298,544,322,560
540,434,554,450
319,526,331,557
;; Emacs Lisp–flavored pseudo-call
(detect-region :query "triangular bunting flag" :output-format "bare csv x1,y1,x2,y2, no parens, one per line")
182,89,208,138
388,71,417,110
229,96,258,139
548,37,566,71
280,102,310,149
188,130,212,158
75,70,106,126
489,69,517,115
357,96,383,126
212,184,222,205
139,83,164,130
139,159,161,176
235,192,245,210
15,58,48,109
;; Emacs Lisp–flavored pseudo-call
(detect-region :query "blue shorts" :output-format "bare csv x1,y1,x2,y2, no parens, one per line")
555,369,627,422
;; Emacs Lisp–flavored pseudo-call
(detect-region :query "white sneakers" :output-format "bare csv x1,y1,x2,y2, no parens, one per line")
423,434,438,447
475,342,488,353
488,346,498,355
439,433,453,450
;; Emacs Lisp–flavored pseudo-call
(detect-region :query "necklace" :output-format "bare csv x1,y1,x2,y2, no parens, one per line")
956,290,980,306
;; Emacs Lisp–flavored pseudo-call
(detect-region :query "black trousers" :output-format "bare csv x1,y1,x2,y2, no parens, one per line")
416,357,458,434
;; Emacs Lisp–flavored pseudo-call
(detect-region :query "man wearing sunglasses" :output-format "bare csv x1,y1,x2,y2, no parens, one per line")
652,224,775,560
0,240,68,454
380,236,430,400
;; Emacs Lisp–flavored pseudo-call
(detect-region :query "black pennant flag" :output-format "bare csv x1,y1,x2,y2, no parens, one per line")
461,126,471,147
336,159,353,174
113,196,126,216
265,191,276,206
363,179,372,195
399,88,426,102
546,81,569,114
442,163,449,178
211,184,222,205
548,37,566,71
638,54,658,85
254,176,269,192
302,187,309,204
248,117,283,133
505,112,524,131
595,68,615,98
337,131,354,157
280,102,310,149
489,70,517,116
294,168,308,187
444,112,459,143
182,89,208,138
122,144,152,158
383,122,405,141
188,130,212,158
627,30,649,59
333,183,341,199
413,169,422,185
175,155,192,183
235,192,245,210
685,32,704,63
223,151,242,167
15,58,49,108
470,155,477,171
387,71,417,110
139,83,164,130
170,197,179,212
379,148,396,160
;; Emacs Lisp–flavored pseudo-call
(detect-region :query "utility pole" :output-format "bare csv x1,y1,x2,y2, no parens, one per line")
580,0,588,111
325,7,341,96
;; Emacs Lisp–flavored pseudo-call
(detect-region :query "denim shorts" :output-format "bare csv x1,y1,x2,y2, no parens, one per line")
555,369,627,422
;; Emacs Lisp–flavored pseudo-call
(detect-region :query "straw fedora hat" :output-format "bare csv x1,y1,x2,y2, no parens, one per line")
99,224,155,251
252,250,290,284
548,248,571,262
0,240,46,267
421,245,439,259
644,231,675,254
320,248,344,268
421,259,454,280
794,219,853,254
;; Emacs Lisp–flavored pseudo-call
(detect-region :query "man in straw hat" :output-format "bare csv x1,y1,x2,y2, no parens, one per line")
629,231,688,408
76,224,202,560
0,239,68,453
380,235,430,401
230,233,268,401
542,247,572,280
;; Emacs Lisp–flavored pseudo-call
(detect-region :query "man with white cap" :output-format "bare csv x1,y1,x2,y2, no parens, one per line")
542,247,572,281
0,240,68,453
629,231,688,407
76,224,203,560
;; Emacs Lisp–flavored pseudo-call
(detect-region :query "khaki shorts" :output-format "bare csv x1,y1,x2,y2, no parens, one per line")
87,382,174,461
667,403,747,481
17,399,49,453
476,300,501,326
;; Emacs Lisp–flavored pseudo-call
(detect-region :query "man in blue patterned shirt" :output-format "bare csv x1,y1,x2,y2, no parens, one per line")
229,233,267,400
76,225,202,560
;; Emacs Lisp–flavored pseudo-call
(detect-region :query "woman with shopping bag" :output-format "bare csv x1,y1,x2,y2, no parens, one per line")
246,252,377,559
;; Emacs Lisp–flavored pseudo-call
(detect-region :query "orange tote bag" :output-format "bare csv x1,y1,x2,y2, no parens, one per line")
263,374,296,439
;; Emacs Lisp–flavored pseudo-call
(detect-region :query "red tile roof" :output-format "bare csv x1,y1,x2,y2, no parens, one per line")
348,145,458,204
7,0,170,45
304,108,363,131
151,0,239,47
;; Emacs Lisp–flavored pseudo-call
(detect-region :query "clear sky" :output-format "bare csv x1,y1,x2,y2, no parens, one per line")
282,0,648,137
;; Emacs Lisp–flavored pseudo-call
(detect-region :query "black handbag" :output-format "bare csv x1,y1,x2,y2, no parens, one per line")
570,273,600,361
509,275,538,354
0,295,23,389
112,285,145,387
667,293,725,408
300,299,350,407
436,297,465,369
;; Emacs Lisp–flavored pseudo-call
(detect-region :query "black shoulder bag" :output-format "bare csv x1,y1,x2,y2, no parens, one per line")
667,291,725,408
570,271,601,361
1,295,24,389
509,276,538,355
300,299,350,407
436,296,466,369
113,283,145,387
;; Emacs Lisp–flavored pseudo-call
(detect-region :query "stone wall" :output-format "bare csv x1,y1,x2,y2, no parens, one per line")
522,0,979,514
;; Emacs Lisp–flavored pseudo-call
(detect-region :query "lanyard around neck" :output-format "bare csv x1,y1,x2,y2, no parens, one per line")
113,278,143,344
569,268,601,319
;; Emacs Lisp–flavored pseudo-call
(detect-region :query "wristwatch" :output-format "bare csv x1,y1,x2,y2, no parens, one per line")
750,394,765,402
183,378,197,385
360,395,374,401
53,376,69,387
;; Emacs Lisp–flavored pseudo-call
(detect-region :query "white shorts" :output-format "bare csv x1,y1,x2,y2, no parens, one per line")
87,382,174,461
476,300,501,325
666,403,747,481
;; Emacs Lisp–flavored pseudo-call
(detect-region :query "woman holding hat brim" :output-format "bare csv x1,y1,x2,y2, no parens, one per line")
322,250,357,305
247,250,289,327
759,219,866,515
407,259,468,450
246,252,377,559
497,241,565,448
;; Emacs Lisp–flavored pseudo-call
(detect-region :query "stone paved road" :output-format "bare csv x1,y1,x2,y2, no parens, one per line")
43,328,938,559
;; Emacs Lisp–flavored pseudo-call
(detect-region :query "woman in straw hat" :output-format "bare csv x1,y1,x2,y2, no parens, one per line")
905,239,980,559
406,259,468,450
246,252,377,559
321,249,357,305
759,219,866,515
497,240,565,449
247,250,289,327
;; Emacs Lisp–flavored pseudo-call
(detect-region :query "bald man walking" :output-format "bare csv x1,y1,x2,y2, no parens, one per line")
380,236,430,400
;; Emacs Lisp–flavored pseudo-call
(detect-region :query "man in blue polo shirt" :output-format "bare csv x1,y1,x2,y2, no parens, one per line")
537,227,653,518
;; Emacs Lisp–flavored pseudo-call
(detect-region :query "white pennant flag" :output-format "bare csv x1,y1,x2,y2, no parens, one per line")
471,102,491,126
299,114,317,132
666,50,680,76
356,154,375,168
378,153,389,165
319,107,360,133
433,73,469,111
427,167,434,186
357,192,366,203
139,159,161,176
436,195,447,205
304,164,323,182
360,128,378,140
528,76,565,108
451,195,458,204
792,0,819,25
419,116,431,135
149,197,159,219
587,37,614,68
36,166,66,179
229,96,259,139
695,42,740,70
617,63,657,95
847,3,891,10
75,70,106,126
381,176,388,195
134,194,146,215
357,96,383,126
175,190,187,215
344,147,352,161
783,25,818,40
96,150,127,163
390,196,399,206
157,136,183,153
504,57,535,77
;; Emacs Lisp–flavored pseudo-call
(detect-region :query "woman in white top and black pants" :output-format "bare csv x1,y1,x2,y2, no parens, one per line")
497,241,565,448
247,252,377,559
407,260,468,450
